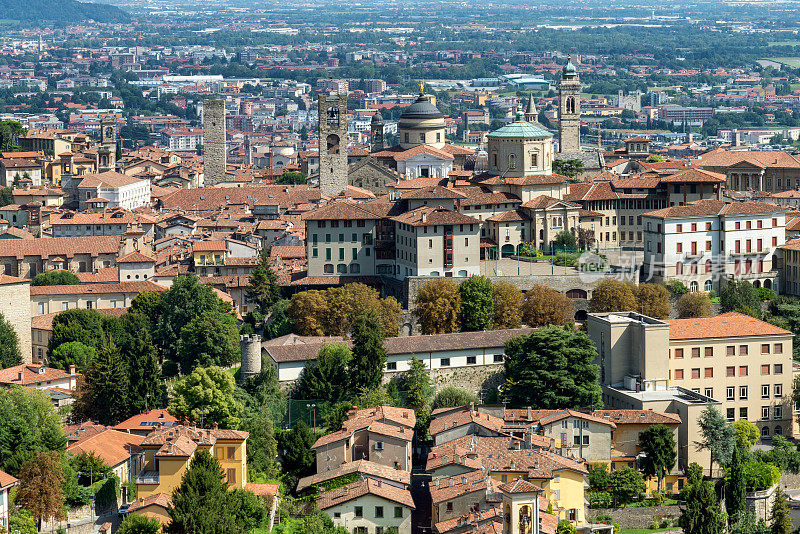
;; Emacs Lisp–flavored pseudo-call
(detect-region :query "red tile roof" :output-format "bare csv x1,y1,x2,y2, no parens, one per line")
315,478,415,510
114,409,178,431
29,281,166,296
297,459,411,492
0,235,120,259
0,364,77,386
667,312,791,340
67,429,144,467
0,469,18,489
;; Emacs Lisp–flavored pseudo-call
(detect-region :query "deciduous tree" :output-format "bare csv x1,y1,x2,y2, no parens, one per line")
432,386,479,410
502,326,601,409
521,285,574,327
553,230,577,250
676,292,714,318
264,298,295,339
155,275,232,361
16,451,66,527
414,279,461,334
492,281,523,329
634,283,670,319
30,270,79,286
733,419,759,449
0,312,21,369
169,366,243,429
609,466,645,507
638,424,677,498
289,290,329,336
49,341,96,372
117,514,162,534
0,387,66,475
720,280,761,314
589,279,637,313
177,311,240,371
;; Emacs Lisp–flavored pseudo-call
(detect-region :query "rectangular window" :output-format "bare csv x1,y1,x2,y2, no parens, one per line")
494,354,503,363
676,242,683,253
677,224,683,233
467,356,477,365
775,343,783,354
352,248,358,260
386,362,397,371
325,248,331,261
740,385,748,399
727,345,735,356
775,364,783,375
574,435,581,446
675,348,684,359
740,407,748,420
339,248,344,261
440,358,450,367
227,468,236,484
726,366,735,377
355,506,363,518
740,366,748,377
740,345,748,356
762,364,771,375
375,506,384,518
726,386,735,401
763,406,770,420
692,347,700,358
762,344,770,354
705,387,713,398
775,384,783,397
227,447,235,460
675,369,684,380
692,368,700,379
762,385,770,399
727,408,735,421
705,347,713,358
775,406,783,419
394,507,403,518
704,367,713,378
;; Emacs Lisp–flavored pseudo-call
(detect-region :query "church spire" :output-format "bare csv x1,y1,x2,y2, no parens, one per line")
524,92,537,122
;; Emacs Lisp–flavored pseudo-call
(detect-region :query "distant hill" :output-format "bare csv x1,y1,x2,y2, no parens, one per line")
0,0,129,22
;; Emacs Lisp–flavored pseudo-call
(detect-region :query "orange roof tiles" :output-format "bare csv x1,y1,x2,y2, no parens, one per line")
0,235,120,259
0,364,77,386
667,312,792,340
0,469,17,489
67,429,144,467
114,409,178,432
316,478,415,510
29,281,167,296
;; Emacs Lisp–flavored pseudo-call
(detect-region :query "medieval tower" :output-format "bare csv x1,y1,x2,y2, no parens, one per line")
203,99,227,185
318,92,348,197
370,111,384,153
99,116,116,172
558,58,581,153
239,334,262,383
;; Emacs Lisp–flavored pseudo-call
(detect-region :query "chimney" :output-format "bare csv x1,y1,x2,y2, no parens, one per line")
421,212,427,223
526,406,532,420
69,364,76,375
17,371,23,381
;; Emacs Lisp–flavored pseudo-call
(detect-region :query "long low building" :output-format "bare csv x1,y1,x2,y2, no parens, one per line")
262,328,534,383
30,281,167,317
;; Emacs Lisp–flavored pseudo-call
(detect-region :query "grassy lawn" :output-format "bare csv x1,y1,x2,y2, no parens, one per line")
766,57,800,68
627,497,680,507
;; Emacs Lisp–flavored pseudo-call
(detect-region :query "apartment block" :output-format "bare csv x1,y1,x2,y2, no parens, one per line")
642,199,785,292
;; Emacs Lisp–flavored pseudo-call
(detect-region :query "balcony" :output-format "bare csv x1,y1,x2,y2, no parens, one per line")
136,471,160,484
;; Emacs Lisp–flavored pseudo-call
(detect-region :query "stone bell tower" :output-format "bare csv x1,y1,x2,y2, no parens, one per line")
318,92,348,197
370,111,384,153
99,116,116,172
500,478,542,534
558,57,581,153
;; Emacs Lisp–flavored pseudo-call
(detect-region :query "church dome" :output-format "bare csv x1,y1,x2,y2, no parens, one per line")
487,116,553,139
399,95,444,121
563,59,577,76
371,111,384,124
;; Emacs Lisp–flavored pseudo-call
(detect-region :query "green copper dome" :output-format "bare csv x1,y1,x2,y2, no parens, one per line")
487,119,553,139
563,59,577,76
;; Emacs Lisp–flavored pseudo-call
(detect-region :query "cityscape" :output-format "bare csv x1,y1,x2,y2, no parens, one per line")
4,1,800,534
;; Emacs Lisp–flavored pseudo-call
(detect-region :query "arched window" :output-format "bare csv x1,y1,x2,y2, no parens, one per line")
704,280,712,292
690,281,698,292
336,264,347,273
326,106,340,126
566,96,575,114
775,425,783,436
508,154,516,170
761,426,770,438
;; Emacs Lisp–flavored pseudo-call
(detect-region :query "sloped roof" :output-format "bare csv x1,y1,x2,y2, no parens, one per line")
67,429,144,467
316,478,415,510
667,312,791,340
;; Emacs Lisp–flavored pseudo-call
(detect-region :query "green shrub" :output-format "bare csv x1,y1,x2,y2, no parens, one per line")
595,514,613,522
742,461,780,492
588,491,612,508
666,280,688,295
758,287,776,301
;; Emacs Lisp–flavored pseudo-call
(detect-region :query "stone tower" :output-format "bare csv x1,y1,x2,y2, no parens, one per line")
203,99,227,186
558,58,581,153
370,111,384,153
239,334,262,383
523,92,537,123
318,92,348,197
99,116,116,171
244,135,252,166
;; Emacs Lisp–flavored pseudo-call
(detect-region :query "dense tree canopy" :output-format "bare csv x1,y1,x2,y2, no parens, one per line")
676,292,714,318
492,281,523,329
502,326,601,409
169,366,244,429
414,279,461,334
292,343,352,402
0,312,21,369
0,387,66,476
31,270,80,286
289,284,400,337
177,311,241,372
348,311,387,394
589,279,637,313
521,285,574,327
459,276,495,332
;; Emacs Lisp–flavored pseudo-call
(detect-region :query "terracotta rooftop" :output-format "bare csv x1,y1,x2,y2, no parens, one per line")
667,312,792,340
127,493,172,513
29,281,166,296
297,459,411,492
592,409,681,425
0,235,120,259
0,364,77,386
391,206,478,227
0,469,18,489
315,478,415,510
67,429,144,467
114,408,178,432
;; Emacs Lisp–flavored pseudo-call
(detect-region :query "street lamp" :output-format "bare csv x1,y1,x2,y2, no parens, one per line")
306,403,316,428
